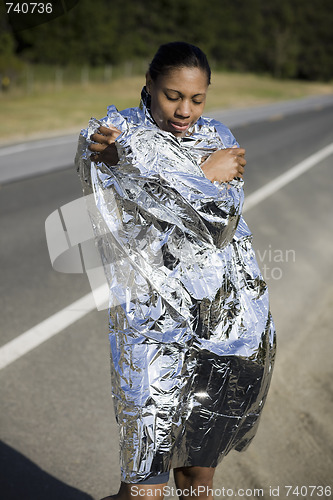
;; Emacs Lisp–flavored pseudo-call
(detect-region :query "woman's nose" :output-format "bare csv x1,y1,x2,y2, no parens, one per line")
175,100,191,118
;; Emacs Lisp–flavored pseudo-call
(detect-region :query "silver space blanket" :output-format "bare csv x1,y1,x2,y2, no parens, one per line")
75,92,276,483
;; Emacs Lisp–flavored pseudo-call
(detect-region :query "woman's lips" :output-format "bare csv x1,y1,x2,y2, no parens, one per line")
169,121,190,132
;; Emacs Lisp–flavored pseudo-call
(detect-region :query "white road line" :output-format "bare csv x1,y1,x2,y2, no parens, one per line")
243,142,333,212
0,136,76,157
0,285,105,370
1,142,333,370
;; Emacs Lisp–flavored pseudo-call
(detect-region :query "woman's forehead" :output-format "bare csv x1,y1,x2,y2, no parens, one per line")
156,66,208,92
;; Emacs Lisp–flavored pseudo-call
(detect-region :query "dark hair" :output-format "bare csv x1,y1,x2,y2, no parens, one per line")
148,42,211,85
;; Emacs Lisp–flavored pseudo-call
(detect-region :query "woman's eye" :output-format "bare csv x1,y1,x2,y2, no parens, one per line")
165,95,203,104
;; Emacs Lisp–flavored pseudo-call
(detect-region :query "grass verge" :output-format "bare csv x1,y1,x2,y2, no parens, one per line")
1,71,332,144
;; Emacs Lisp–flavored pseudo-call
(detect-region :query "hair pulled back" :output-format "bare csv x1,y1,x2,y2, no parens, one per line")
148,42,211,85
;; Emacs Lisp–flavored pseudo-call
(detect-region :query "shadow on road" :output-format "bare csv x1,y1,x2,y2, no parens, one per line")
0,440,93,500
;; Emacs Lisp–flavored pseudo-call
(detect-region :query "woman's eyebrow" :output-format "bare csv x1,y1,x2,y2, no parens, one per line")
165,88,206,97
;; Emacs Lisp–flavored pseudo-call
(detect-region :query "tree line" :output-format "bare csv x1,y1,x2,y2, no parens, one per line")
1,0,333,82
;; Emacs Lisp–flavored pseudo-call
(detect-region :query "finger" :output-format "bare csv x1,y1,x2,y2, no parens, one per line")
90,133,114,145
88,143,108,152
234,172,243,179
229,165,244,180
98,125,121,136
90,133,107,143
226,147,246,158
234,147,246,156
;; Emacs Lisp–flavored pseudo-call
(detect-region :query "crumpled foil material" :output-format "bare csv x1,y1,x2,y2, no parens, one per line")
75,89,276,483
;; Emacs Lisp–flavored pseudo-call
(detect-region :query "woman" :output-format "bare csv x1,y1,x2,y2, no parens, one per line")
75,42,276,500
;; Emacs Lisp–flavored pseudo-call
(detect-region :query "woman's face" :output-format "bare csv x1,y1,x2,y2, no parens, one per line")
146,66,209,138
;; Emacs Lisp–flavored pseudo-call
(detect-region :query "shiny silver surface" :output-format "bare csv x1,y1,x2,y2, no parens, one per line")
75,90,276,483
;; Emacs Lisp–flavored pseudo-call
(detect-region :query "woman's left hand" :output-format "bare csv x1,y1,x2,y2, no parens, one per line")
89,125,121,165
201,146,246,183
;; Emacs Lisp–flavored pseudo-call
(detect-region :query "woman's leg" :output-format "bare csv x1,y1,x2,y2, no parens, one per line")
173,466,215,500
101,479,168,500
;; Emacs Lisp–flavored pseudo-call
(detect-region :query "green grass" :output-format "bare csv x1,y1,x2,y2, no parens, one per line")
1,71,332,144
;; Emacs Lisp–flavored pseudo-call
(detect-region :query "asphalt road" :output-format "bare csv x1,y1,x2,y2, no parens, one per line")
1,103,333,499
1,93,333,185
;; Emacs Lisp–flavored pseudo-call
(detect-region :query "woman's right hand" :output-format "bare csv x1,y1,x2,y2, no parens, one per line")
201,146,246,183
89,125,121,165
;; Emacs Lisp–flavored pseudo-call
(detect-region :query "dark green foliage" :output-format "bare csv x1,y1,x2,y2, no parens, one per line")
2,0,333,81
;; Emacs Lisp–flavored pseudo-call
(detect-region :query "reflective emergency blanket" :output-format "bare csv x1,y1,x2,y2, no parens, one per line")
75,92,276,483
